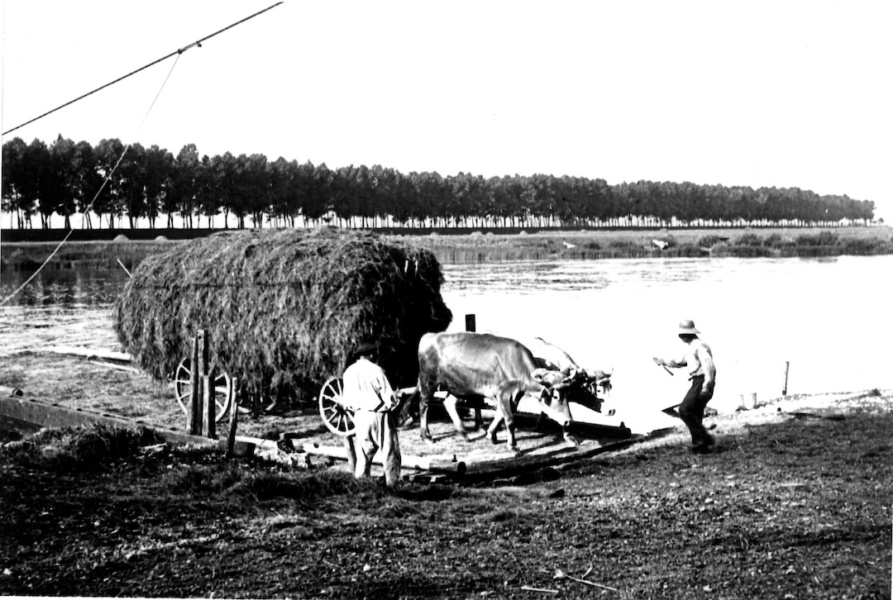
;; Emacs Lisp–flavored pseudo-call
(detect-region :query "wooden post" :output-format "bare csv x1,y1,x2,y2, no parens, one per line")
225,377,240,459
202,366,216,439
465,314,476,332
782,361,790,396
188,335,201,435
198,330,215,438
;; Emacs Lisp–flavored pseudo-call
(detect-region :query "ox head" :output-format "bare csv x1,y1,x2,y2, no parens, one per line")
585,368,613,398
532,367,575,390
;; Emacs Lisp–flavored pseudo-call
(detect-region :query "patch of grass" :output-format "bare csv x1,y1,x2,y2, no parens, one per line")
1,423,165,471
697,234,729,248
762,232,795,249
796,230,840,246
669,243,705,257
0,364,27,389
734,232,763,246
159,459,247,495
607,238,640,249
228,469,362,503
840,236,891,255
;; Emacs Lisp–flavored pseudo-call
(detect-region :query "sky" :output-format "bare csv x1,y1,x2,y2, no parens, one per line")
2,0,892,220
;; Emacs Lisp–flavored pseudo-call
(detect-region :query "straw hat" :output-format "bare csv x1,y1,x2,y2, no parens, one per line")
678,319,700,335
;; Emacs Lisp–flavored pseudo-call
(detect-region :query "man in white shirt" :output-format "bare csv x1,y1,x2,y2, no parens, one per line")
342,342,402,486
653,320,717,453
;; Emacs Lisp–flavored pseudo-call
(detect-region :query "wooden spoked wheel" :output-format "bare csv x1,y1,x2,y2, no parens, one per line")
318,376,355,437
174,358,233,423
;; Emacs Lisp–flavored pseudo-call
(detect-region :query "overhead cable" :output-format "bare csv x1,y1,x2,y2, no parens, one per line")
2,1,283,137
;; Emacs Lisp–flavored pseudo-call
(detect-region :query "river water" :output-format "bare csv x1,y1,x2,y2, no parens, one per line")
1,254,890,414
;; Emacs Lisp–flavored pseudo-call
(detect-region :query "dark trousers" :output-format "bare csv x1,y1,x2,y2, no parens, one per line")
678,375,714,447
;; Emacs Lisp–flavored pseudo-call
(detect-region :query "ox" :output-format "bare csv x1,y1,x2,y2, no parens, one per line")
416,332,575,455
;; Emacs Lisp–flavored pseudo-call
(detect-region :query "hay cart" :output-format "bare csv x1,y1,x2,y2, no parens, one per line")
171,358,355,436
114,229,452,438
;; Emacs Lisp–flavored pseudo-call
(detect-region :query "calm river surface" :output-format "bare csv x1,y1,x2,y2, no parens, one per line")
1,255,890,413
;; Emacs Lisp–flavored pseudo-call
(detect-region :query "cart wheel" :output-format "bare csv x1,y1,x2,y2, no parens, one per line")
174,358,233,423
318,376,355,437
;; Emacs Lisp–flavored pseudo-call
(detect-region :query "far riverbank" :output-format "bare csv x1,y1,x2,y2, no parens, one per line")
2,225,892,270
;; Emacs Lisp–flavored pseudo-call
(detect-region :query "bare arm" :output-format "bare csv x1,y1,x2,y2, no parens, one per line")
653,353,688,369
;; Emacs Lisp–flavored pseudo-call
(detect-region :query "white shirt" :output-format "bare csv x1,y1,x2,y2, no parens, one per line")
667,338,716,383
341,357,396,412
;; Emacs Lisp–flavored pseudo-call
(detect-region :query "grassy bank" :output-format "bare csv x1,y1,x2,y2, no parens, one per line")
2,226,892,270
1,387,890,598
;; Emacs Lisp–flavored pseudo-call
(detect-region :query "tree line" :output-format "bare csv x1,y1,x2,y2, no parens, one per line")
1,135,876,230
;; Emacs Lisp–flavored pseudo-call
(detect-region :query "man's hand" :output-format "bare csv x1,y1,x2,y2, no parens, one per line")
654,357,675,376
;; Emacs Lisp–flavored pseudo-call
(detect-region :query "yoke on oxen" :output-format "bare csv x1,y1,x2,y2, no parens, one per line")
532,366,614,417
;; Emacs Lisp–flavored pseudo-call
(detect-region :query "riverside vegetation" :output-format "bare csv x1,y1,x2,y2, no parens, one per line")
2,226,892,271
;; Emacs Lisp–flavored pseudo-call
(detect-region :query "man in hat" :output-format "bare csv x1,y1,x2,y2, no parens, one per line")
341,341,402,486
653,320,717,453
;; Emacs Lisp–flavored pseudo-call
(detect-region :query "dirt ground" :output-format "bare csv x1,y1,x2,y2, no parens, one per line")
0,352,891,599
0,352,634,466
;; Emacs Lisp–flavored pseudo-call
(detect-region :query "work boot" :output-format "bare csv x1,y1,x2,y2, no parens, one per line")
690,435,716,454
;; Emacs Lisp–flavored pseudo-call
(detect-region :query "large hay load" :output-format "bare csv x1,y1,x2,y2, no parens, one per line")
113,228,452,398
